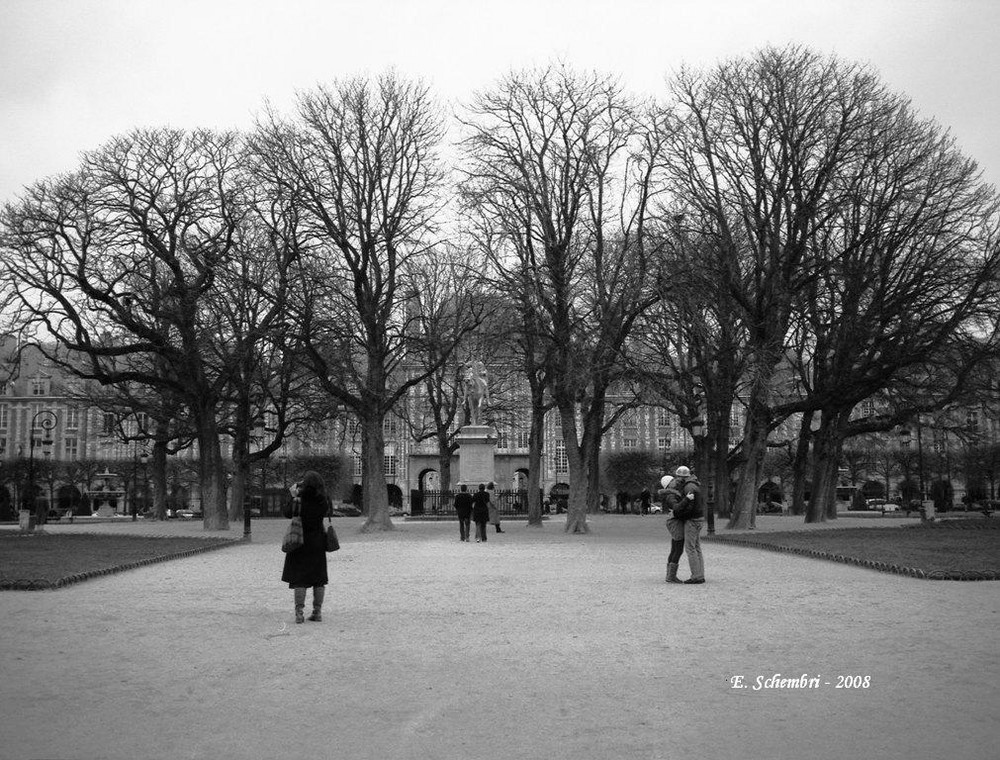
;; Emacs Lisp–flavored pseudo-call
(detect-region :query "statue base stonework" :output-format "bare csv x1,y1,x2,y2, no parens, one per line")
456,425,496,487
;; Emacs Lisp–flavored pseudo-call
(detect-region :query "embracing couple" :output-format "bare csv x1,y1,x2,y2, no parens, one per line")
658,466,706,585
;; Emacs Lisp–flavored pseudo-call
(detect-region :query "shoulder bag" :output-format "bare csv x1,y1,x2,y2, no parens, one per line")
281,498,304,553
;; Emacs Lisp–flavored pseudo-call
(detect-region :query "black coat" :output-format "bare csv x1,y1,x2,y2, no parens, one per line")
671,477,703,520
281,489,330,588
471,490,490,522
454,491,473,518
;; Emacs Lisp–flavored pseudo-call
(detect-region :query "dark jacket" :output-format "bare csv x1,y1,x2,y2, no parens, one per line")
281,488,330,587
658,486,683,516
471,489,490,522
454,491,473,518
671,476,703,520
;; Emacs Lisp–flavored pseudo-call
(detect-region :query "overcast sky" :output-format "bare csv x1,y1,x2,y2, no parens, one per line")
2,0,998,203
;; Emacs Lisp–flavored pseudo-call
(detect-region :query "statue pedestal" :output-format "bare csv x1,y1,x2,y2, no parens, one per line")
456,425,496,487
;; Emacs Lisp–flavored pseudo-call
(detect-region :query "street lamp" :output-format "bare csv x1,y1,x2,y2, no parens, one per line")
690,415,715,535
24,410,58,532
131,445,149,521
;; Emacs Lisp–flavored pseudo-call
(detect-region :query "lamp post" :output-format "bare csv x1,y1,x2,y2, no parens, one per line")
25,410,58,532
131,445,149,521
690,415,715,535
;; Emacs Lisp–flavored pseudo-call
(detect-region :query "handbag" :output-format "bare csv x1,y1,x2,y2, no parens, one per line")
325,516,340,552
281,498,304,553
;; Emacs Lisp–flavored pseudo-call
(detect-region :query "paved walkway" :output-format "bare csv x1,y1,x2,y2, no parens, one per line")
0,513,996,760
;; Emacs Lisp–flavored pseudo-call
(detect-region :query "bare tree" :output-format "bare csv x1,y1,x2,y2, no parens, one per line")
251,72,459,531
460,64,666,533
660,44,1000,527
0,128,247,529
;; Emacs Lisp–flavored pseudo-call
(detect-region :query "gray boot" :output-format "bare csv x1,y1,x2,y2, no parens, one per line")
294,587,306,623
666,563,682,584
308,586,325,622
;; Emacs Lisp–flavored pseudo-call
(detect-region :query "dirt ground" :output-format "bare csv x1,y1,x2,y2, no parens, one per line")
0,513,996,760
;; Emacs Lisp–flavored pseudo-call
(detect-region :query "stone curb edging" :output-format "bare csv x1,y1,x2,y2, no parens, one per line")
704,533,1000,581
0,536,244,591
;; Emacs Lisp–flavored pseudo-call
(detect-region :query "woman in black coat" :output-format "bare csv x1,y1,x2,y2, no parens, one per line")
281,470,331,623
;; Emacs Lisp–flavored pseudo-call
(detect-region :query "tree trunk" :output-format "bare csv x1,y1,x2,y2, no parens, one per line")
151,440,168,520
806,430,836,522
229,467,248,522
437,438,454,493
729,418,769,529
710,406,732,519
525,401,546,527
360,416,393,532
560,405,590,534
790,413,813,516
198,416,229,530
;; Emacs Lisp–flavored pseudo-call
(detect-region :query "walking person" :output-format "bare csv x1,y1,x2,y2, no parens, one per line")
672,465,705,584
454,484,473,542
487,481,504,533
658,475,685,583
472,483,490,543
281,471,332,622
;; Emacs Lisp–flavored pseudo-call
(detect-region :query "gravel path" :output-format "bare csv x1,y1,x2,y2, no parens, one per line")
1,514,996,760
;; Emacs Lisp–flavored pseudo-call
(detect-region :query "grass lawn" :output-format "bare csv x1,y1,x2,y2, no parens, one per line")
706,521,1000,579
0,533,240,589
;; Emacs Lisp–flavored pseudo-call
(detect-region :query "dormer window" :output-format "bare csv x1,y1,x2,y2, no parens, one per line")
30,376,50,396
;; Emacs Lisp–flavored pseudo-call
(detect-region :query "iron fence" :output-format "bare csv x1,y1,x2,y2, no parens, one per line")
410,488,537,516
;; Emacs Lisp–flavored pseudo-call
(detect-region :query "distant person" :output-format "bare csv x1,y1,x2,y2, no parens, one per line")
658,475,685,583
487,482,503,533
454,484,473,542
640,488,651,516
672,465,705,584
281,471,332,623
472,483,490,542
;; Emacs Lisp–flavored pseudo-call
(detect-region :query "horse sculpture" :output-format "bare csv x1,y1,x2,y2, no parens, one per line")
462,361,489,426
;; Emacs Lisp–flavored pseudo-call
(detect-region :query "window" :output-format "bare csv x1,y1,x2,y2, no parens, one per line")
554,440,568,474
0,403,7,429
622,409,638,428
64,437,78,460
0,437,6,455
657,437,671,452
861,399,876,418
384,455,397,478
30,377,49,396
623,438,638,450
496,427,509,449
352,454,362,477
656,407,671,428
102,413,115,436
135,412,149,434
516,428,531,449
383,417,396,437
64,407,80,429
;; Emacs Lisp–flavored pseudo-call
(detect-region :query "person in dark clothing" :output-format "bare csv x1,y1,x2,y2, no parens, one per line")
671,465,705,584
281,471,332,623
454,484,473,541
640,488,651,516
471,483,490,543
658,475,685,583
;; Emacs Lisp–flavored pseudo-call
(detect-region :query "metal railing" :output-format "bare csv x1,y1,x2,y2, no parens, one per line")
410,488,537,516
